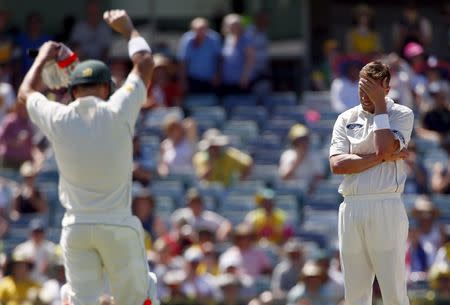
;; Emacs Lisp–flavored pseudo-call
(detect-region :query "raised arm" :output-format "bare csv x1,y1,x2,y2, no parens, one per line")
360,77,399,158
103,10,153,87
18,41,61,104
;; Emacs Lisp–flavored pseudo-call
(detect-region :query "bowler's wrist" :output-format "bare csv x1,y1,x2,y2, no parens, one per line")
374,100,387,114
126,28,139,40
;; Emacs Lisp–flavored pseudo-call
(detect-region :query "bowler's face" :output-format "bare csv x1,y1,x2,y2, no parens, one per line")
358,77,389,113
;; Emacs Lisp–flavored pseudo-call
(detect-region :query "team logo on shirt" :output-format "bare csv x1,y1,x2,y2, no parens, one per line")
391,129,406,146
346,123,363,130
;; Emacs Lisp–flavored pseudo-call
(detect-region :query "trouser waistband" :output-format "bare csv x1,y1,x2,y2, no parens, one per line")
343,193,401,202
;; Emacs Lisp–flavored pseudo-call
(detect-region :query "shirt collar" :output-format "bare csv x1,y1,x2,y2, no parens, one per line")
358,97,395,116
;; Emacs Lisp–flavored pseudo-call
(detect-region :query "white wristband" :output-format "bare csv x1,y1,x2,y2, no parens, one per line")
373,114,390,130
128,37,151,58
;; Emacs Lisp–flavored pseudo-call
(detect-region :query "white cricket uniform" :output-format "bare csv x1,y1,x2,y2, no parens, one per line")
26,73,157,305
329,98,414,305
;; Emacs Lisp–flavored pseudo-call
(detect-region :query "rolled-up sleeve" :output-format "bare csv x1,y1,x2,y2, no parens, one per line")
389,107,414,150
329,114,350,157
390,107,414,150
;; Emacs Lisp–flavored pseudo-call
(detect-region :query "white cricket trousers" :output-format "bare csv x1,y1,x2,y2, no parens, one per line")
60,216,156,305
338,193,410,305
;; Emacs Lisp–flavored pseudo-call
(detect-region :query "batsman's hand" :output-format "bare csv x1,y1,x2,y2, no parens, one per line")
36,41,61,63
103,9,134,39
383,148,409,162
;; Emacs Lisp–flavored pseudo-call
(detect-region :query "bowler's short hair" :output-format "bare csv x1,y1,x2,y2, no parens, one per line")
359,61,391,87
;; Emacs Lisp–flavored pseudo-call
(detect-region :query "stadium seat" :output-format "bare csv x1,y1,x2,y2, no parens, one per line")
263,91,298,109
150,180,185,207
301,91,331,112
263,119,297,140
154,195,176,220
223,95,258,109
190,106,226,127
227,180,266,195
248,164,279,185
222,120,259,143
272,105,306,123
184,94,219,108
252,148,283,165
230,105,268,126
220,195,255,212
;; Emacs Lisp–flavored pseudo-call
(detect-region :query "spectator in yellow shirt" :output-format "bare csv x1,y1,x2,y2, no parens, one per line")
193,129,253,187
0,248,41,305
244,188,294,245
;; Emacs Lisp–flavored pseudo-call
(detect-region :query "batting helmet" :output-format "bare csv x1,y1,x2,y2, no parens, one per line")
68,59,114,99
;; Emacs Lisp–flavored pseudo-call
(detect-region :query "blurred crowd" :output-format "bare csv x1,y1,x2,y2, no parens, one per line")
0,1,449,305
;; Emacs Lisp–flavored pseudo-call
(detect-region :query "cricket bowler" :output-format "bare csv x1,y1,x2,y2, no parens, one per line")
329,61,414,305
17,10,157,305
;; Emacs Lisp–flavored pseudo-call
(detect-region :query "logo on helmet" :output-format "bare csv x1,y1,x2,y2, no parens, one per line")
82,68,93,77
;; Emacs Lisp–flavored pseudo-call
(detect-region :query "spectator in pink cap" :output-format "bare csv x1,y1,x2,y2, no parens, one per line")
403,42,427,90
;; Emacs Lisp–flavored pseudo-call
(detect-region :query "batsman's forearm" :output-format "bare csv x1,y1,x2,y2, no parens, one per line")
18,58,46,104
330,153,382,175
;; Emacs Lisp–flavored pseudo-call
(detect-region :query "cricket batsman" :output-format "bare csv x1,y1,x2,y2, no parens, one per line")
17,9,157,305
329,61,414,305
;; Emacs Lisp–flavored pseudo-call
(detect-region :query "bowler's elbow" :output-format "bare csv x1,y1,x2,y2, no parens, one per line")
330,156,345,175
17,85,32,105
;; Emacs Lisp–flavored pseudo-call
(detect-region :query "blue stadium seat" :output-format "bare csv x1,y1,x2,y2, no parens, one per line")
227,180,266,195
191,106,226,127
222,120,259,143
272,105,306,123
263,119,297,140
150,180,185,207
252,148,282,165
0,168,21,182
301,91,331,112
230,106,268,126
223,95,257,109
220,195,255,212
184,94,219,108
154,195,176,220
263,91,298,108
249,164,279,184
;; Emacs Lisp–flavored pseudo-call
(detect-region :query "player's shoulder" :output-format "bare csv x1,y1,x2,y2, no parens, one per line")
336,105,360,122
389,99,414,119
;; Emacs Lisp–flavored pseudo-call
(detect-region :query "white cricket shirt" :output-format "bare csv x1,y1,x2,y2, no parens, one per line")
26,73,146,226
329,98,414,197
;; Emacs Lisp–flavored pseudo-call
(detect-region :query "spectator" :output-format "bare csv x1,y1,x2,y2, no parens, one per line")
132,136,152,187
311,39,340,91
393,2,432,52
69,0,112,60
410,263,450,305
279,124,325,193
406,220,429,282
286,260,339,305
178,17,221,94
0,102,35,170
38,248,66,305
403,42,427,90
0,9,14,67
0,248,41,305
182,246,220,304
418,81,450,143
193,129,253,187
11,162,47,220
110,55,131,88
0,73,15,121
221,14,256,95
384,53,415,109
311,251,344,304
132,188,166,249
158,115,197,177
245,11,271,95
434,226,450,266
55,15,76,44
218,251,257,301
244,188,294,245
145,54,182,109
197,242,220,276
171,188,232,242
219,224,272,278
346,4,382,56
15,11,52,75
160,269,196,305
411,196,443,265
216,274,247,305
0,178,11,239
330,60,362,112
271,239,305,299
404,141,429,194
151,238,185,293
431,137,450,194
14,219,56,283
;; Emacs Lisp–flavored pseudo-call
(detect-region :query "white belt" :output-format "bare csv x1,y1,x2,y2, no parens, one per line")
343,192,401,202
